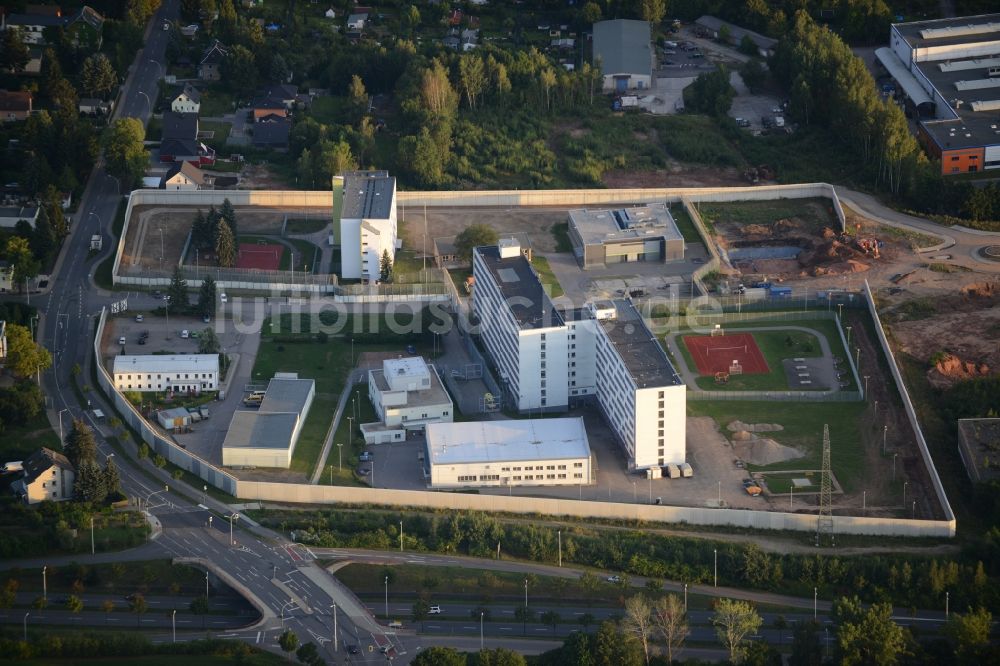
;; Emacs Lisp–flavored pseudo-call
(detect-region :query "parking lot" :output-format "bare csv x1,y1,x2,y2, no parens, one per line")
100,302,262,467
727,71,788,134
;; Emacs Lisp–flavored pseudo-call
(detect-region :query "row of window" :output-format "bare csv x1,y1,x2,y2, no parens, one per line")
119,384,211,391
120,373,214,380
510,473,585,481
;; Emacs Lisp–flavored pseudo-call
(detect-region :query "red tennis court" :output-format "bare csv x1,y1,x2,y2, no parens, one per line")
236,243,284,270
682,332,770,375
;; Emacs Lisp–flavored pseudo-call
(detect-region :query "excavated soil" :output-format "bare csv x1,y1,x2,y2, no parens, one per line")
733,437,805,466
727,421,785,433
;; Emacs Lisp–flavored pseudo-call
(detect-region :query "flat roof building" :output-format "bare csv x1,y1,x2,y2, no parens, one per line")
879,13,1000,174
113,354,219,393
222,374,316,468
694,16,777,57
593,19,653,93
568,204,685,269
425,418,592,489
334,171,398,281
362,356,454,444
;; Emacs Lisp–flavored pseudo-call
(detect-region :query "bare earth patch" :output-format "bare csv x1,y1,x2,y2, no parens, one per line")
733,437,806,466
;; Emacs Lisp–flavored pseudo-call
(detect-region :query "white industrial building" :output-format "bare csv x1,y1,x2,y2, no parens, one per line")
424,418,592,489
362,357,453,444
113,354,219,393
472,243,686,470
568,204,686,269
334,171,398,281
222,374,316,468
592,19,653,93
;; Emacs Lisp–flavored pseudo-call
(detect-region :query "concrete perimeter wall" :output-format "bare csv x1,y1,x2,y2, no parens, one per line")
94,308,240,496
863,280,956,527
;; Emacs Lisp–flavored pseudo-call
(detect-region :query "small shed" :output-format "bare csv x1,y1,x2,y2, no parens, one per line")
157,407,192,430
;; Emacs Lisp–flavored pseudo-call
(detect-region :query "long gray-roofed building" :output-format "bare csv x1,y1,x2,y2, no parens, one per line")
222,374,315,468
334,170,398,280
878,13,1000,174
568,203,685,269
592,19,652,93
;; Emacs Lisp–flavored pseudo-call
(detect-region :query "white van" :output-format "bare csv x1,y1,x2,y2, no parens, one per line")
220,293,228,304
181,329,190,339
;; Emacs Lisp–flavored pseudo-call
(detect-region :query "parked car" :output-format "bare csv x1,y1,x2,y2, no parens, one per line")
135,314,143,322
220,293,228,304
203,315,211,323
118,336,126,345
606,575,621,583
181,330,189,339
359,451,373,462
743,478,763,496
429,605,442,614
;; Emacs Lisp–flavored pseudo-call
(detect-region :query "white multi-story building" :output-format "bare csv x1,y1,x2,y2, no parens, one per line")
424,418,592,489
472,243,686,470
334,171,397,281
472,241,568,412
11,448,75,504
362,357,454,444
113,354,219,393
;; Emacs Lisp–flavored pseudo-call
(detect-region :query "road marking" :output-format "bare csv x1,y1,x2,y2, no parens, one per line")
255,631,261,643
500,627,512,631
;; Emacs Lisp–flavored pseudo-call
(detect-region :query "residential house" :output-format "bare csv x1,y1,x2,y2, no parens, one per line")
171,83,201,114
64,6,103,49
325,8,336,19
0,261,13,292
1,12,65,45
180,24,199,37
2,6,104,48
251,119,291,151
346,12,367,32
78,97,112,115
592,19,652,92
159,111,215,166
460,28,478,51
11,448,76,504
199,40,228,81
0,205,39,229
255,83,298,109
0,90,32,122
161,161,213,190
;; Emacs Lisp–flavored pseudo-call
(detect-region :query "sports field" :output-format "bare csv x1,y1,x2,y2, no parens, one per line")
683,332,769,375
237,242,285,270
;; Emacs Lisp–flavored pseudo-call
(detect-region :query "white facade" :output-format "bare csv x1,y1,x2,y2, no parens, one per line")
334,172,397,281
222,375,315,469
425,418,592,489
365,357,453,444
113,354,219,393
472,243,686,470
171,87,200,114
12,448,75,504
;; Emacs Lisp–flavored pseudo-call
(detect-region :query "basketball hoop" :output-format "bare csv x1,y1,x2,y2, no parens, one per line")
729,360,743,375
711,324,725,337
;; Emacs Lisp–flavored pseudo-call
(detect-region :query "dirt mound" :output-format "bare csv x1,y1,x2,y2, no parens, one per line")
927,352,990,389
961,281,999,298
773,218,802,233
727,421,784,433
731,430,753,441
741,224,772,237
821,227,837,239
733,437,805,466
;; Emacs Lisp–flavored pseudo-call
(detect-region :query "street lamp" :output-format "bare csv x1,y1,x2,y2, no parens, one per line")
149,58,164,80
892,453,898,480
331,603,338,652
683,583,688,611
632,481,636,502
138,90,151,115
23,612,29,641
713,549,718,587
337,442,343,471
91,516,95,555
205,572,209,602
89,211,102,229
845,325,852,348
883,425,888,454
202,485,207,504
814,587,818,620
524,579,528,609
58,408,70,443
171,609,176,642
557,530,561,567
384,575,390,619
903,481,908,509
399,520,403,552
480,610,484,650
42,566,47,600
229,513,239,546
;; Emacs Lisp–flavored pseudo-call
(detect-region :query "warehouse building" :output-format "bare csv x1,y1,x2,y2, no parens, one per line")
113,354,219,393
567,203,685,269
362,356,454,444
472,243,686,470
334,171,397,281
221,374,316,468
424,418,592,489
593,19,652,92
877,13,1000,174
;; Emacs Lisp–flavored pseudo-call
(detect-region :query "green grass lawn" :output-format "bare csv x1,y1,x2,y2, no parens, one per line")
199,120,231,149
698,197,838,233
763,471,820,495
285,218,329,234
206,159,242,174
94,201,126,290
1,413,61,460
289,394,338,475
318,392,376,486
391,249,427,277
0,560,207,596
530,255,564,298
198,89,237,117
688,400,867,490
286,238,321,273
449,267,473,295
308,95,350,125
670,204,705,245
550,222,573,253
237,235,291,270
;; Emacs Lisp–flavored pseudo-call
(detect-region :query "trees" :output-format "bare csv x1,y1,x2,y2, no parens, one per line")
712,598,763,665
214,217,236,268
458,55,486,110
514,605,533,635
540,610,561,631
379,249,393,283
474,647,526,666
0,27,30,73
639,0,666,25
683,66,735,116
198,275,217,318
223,45,257,92
419,60,458,118
75,460,107,502
65,594,84,613
189,594,209,628
101,598,115,622
31,207,56,264
64,418,98,469
167,266,190,310
652,594,689,663
412,599,429,629
219,198,237,238
540,68,556,111
945,607,992,662
349,74,368,121
80,53,117,99
832,596,908,666
198,328,220,355
623,595,652,664
191,210,216,252
103,119,148,187
593,620,644,666
412,647,465,666
3,323,51,380
454,224,499,262
0,579,18,608
129,593,147,627
278,629,299,659
739,59,767,94
103,456,121,496
581,2,602,24
295,641,320,665
5,236,40,294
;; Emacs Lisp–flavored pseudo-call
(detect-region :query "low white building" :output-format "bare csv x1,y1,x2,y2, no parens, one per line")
11,448,75,504
425,418,592,489
334,171,397,281
362,357,453,444
222,374,316,468
593,19,652,93
156,406,191,430
113,354,219,393
171,84,201,114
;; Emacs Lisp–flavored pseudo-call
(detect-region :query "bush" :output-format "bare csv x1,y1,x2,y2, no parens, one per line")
153,454,166,468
